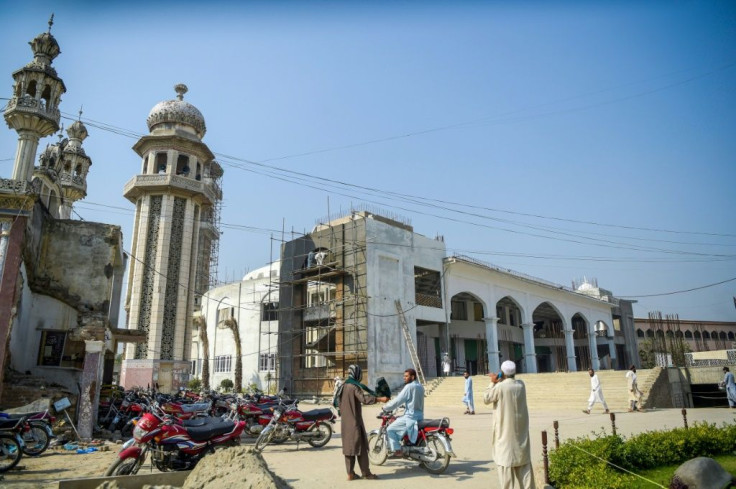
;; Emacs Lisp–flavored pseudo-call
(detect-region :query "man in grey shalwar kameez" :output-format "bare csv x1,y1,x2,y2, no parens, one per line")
483,360,536,489
336,364,388,481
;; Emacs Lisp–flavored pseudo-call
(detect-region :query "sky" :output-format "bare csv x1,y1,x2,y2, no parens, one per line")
1,1,734,322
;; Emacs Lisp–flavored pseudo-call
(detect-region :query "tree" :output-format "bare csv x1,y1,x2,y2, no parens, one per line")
188,377,202,392
220,378,234,392
223,317,242,393
638,338,656,368
193,315,210,391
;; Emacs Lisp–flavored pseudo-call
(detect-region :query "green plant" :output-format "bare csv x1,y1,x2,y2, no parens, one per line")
220,378,234,392
549,423,736,489
187,377,202,392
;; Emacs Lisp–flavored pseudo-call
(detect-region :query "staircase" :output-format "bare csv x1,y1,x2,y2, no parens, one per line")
424,369,663,412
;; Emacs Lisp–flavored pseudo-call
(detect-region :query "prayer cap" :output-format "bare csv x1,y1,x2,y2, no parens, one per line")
501,360,516,376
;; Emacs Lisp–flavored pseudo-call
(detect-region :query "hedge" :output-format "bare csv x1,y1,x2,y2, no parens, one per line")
548,422,736,489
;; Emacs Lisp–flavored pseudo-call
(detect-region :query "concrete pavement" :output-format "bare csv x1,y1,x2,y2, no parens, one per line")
254,403,736,489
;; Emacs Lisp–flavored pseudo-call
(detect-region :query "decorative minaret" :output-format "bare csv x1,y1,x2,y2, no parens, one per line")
3,15,66,182
120,84,222,393
58,112,91,219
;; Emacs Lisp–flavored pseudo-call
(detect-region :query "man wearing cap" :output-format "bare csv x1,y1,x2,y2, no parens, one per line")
722,366,736,408
483,360,535,489
626,365,644,412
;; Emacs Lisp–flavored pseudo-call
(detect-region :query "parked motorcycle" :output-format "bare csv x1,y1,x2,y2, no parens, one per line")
104,404,245,476
253,400,336,452
0,417,26,473
367,409,455,474
0,411,52,457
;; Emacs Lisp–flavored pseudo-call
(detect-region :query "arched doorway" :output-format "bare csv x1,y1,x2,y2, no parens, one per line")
532,302,567,372
495,296,524,372
449,292,487,375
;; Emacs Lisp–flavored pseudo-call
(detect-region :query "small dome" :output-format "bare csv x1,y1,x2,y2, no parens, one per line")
67,120,88,141
29,16,61,64
146,84,206,138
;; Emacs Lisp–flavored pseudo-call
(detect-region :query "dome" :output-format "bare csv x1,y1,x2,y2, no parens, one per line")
146,84,206,138
67,120,88,141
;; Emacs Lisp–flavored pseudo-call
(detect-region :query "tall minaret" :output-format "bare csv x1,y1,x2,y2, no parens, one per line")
3,15,66,182
121,84,222,392
58,115,92,218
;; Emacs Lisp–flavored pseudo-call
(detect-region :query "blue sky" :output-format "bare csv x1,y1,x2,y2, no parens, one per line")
1,1,735,321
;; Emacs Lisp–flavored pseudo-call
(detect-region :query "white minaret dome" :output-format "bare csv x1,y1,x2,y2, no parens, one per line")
146,83,206,139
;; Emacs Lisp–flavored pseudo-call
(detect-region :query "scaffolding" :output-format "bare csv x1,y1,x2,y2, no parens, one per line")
278,210,378,396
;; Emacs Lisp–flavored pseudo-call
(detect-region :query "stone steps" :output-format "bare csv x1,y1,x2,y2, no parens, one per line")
423,368,662,411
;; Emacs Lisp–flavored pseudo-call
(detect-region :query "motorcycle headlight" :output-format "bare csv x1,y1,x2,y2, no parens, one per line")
133,424,147,440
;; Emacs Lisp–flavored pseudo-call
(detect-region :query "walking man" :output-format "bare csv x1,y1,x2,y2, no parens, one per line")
463,370,475,414
334,364,388,481
722,366,736,408
483,360,536,489
583,368,609,414
626,365,644,412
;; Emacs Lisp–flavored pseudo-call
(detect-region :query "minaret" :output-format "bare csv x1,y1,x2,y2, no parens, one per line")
3,15,66,182
58,112,92,218
121,84,222,393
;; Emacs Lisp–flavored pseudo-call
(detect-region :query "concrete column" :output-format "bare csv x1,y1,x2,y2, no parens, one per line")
0,221,11,279
588,323,600,370
607,337,617,370
521,323,538,373
564,325,577,372
11,130,41,181
78,340,105,440
0,217,25,403
484,317,500,374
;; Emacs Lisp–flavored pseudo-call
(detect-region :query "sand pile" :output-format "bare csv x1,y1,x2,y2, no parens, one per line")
182,446,292,489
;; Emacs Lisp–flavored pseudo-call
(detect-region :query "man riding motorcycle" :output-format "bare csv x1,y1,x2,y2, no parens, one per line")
381,368,424,457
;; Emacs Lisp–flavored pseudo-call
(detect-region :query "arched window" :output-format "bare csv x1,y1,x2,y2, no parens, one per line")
719,332,727,340
636,329,645,338
703,331,711,340
728,332,735,341
176,154,190,176
684,331,693,339
665,330,674,339
646,330,654,338
693,331,701,339
656,330,665,338
26,80,37,97
41,85,52,108
675,330,684,339
156,153,167,174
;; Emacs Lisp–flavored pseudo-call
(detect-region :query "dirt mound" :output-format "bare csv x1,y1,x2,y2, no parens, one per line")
182,446,292,489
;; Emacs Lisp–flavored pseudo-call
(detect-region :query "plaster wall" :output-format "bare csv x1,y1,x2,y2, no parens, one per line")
197,265,280,392
365,218,446,388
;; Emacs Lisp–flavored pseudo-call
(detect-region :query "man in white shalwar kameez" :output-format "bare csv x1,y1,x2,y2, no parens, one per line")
483,360,535,489
583,368,609,414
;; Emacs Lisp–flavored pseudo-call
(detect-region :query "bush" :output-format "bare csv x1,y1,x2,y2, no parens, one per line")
187,377,202,392
220,378,234,392
549,423,736,488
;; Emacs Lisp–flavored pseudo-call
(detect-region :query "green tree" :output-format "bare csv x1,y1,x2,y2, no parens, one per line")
188,377,202,392
220,378,234,392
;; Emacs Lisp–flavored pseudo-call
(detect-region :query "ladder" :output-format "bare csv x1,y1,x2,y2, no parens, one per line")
395,300,426,385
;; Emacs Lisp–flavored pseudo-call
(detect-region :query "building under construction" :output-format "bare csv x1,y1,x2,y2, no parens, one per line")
278,209,447,396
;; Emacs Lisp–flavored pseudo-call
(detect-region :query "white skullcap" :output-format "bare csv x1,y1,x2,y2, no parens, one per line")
501,360,516,376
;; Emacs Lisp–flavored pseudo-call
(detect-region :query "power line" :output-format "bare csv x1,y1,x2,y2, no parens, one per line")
619,276,736,299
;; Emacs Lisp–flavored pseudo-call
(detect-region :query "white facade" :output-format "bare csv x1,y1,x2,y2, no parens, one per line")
192,262,280,393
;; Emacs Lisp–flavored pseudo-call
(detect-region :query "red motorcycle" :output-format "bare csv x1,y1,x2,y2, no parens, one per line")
104,407,245,476
367,409,455,474
253,400,336,451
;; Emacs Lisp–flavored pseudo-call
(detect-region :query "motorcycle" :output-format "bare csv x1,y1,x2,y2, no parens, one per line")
0,409,55,456
0,417,26,473
253,400,336,452
231,396,296,438
367,409,455,474
104,403,245,476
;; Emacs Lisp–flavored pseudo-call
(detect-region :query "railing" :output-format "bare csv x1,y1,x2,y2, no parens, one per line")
123,174,221,203
4,96,61,123
415,292,442,308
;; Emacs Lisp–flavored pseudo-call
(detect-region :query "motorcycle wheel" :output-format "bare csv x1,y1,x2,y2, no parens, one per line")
22,425,50,456
306,423,332,448
270,427,289,444
420,434,450,474
0,434,22,473
254,426,275,452
105,457,140,476
367,433,388,466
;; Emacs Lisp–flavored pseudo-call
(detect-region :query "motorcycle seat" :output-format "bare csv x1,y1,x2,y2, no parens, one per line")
181,417,215,427
0,411,43,419
185,420,236,441
300,408,333,421
178,402,211,413
418,418,450,430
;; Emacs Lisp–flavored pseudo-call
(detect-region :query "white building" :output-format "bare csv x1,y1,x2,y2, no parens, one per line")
191,262,280,393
